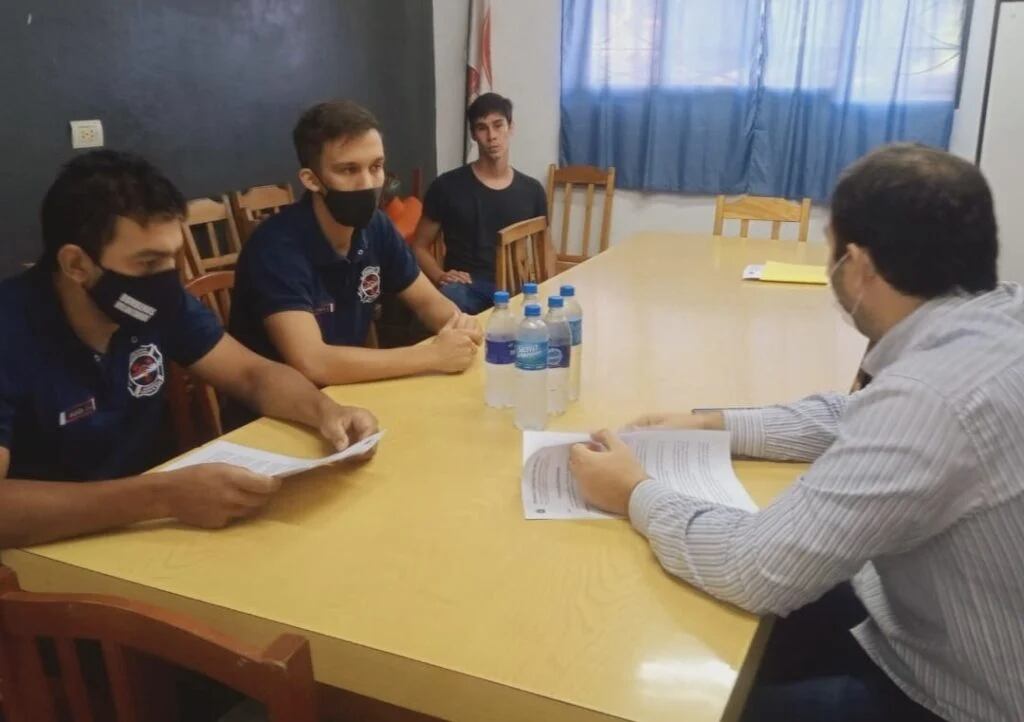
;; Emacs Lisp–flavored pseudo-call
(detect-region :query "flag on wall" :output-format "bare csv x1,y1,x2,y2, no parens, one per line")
464,0,492,161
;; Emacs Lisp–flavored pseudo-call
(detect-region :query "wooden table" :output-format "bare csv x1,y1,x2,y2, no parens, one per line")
3,233,864,722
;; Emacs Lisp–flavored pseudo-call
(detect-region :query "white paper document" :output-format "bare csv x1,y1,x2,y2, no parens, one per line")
742,263,765,280
521,430,757,520
161,431,385,478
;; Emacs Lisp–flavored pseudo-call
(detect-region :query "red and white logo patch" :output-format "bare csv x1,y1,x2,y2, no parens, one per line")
127,343,165,398
357,265,382,304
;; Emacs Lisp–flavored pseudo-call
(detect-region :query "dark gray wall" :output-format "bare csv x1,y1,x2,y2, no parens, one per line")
0,0,436,277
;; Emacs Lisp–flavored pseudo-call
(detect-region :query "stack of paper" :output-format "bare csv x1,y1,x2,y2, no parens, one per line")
742,261,827,285
160,431,385,478
521,430,758,520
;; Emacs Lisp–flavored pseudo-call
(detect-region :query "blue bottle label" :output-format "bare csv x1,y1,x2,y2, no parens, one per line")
547,343,570,369
485,339,516,365
515,341,549,371
569,319,582,346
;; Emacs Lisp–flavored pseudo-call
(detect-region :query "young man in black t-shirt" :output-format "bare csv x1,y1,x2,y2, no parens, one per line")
412,93,554,315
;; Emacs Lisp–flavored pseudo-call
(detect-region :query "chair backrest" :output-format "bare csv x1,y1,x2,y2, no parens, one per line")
230,183,296,244
713,194,812,242
186,270,234,327
546,164,616,272
496,216,549,294
0,565,317,722
165,272,235,452
181,196,243,278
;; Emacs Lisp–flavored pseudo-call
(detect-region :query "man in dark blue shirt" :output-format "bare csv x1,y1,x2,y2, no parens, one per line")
231,100,482,386
411,93,554,314
0,150,378,549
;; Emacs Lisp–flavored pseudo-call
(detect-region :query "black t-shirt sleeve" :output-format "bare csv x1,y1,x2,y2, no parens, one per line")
374,213,422,295
165,294,226,367
422,176,447,224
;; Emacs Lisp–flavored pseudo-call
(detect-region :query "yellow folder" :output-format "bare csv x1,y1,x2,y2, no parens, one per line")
759,261,828,285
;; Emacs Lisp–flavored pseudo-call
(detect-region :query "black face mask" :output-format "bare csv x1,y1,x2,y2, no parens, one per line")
88,267,186,328
317,177,382,229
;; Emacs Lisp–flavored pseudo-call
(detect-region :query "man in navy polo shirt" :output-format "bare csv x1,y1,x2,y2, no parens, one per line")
0,150,378,549
230,100,482,387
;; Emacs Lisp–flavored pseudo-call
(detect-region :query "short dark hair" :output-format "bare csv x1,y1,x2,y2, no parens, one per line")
293,100,381,170
830,143,998,298
39,150,186,270
467,93,513,127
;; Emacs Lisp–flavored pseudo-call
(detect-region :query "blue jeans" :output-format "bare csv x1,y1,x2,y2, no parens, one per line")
440,278,496,315
741,585,947,722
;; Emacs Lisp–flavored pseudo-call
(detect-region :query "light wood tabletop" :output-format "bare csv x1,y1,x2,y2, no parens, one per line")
3,233,864,722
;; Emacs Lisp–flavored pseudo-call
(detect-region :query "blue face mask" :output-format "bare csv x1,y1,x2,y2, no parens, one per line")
88,266,186,327
828,252,864,329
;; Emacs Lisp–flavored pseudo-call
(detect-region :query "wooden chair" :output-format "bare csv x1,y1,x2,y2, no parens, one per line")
546,164,616,273
230,183,295,244
496,216,550,294
0,565,317,722
181,196,244,278
713,194,812,242
186,270,234,327
165,272,234,452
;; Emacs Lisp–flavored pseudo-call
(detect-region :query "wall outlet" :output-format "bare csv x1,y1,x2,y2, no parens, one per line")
70,119,104,149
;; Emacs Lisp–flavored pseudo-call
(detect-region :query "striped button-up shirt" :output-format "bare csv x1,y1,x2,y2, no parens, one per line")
628,284,1024,722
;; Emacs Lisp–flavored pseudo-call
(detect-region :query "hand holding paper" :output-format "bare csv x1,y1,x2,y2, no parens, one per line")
569,430,649,515
161,431,386,479
522,430,756,520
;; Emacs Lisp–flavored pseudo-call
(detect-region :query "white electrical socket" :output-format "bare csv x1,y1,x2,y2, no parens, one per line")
70,119,104,149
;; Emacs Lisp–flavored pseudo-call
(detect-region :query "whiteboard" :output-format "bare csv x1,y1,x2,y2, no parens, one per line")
980,2,1024,283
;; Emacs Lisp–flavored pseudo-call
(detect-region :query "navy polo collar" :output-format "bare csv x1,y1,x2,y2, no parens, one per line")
24,266,94,353
298,192,370,268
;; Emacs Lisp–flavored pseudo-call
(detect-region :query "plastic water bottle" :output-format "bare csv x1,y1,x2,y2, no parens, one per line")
561,284,583,401
521,282,540,316
515,304,549,430
485,291,516,408
544,296,571,415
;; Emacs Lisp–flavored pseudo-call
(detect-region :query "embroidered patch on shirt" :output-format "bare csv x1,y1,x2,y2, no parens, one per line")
357,266,382,304
127,343,165,398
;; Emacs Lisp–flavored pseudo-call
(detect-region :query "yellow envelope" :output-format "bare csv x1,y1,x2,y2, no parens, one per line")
760,261,828,285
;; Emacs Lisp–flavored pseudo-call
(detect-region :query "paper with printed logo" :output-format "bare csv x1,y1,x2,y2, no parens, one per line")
161,431,384,478
521,430,756,520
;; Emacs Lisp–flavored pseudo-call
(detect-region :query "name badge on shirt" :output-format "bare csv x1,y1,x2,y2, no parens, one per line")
313,302,336,315
58,397,97,426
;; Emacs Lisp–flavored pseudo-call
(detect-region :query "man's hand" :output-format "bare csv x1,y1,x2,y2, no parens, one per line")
451,312,483,344
427,314,479,373
623,411,725,431
569,429,648,516
161,464,281,529
317,400,380,455
438,270,472,285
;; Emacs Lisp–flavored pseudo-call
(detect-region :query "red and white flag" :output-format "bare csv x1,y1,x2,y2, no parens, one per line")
465,0,492,161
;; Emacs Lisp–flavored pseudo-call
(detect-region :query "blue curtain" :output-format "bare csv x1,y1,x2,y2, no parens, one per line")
560,0,966,200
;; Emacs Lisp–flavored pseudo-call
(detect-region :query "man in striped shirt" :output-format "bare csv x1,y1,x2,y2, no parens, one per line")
570,144,1024,722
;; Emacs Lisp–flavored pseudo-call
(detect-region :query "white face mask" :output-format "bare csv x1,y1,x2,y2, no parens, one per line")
828,252,864,330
